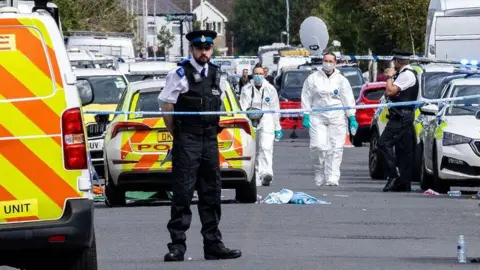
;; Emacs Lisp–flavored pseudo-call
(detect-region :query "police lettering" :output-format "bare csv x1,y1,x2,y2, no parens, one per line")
138,144,170,151
4,203,30,214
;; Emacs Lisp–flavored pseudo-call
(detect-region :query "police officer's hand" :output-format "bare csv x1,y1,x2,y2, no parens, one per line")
385,68,395,77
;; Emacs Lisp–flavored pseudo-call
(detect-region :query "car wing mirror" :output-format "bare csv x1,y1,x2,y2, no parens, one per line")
76,79,95,106
420,104,439,116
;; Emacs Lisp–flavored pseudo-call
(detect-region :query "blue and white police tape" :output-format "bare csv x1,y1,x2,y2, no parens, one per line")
83,94,480,116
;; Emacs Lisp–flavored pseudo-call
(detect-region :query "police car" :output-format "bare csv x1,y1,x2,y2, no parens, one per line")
102,79,258,206
74,66,129,178
368,63,477,181
419,77,480,193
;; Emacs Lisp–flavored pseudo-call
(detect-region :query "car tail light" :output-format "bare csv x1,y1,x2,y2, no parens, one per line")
219,119,252,136
111,122,151,139
62,108,88,170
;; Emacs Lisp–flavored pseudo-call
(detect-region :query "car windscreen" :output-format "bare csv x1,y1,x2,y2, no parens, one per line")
282,71,310,88
446,85,480,116
339,67,364,87
132,90,228,118
364,88,386,101
86,75,128,104
422,72,458,99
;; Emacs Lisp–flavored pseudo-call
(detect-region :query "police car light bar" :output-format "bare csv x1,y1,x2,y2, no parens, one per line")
133,57,167,61
68,30,134,38
311,55,480,66
128,70,169,75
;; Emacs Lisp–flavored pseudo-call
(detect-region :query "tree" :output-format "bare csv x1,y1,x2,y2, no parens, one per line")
53,0,136,33
157,25,175,55
213,47,221,56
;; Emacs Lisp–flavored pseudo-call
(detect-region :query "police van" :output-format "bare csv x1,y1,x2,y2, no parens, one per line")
0,0,97,269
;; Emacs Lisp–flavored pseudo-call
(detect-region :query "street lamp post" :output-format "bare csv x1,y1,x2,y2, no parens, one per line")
285,0,290,45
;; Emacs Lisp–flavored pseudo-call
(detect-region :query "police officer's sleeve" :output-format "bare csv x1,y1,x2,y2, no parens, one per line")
269,84,282,131
393,70,416,91
301,75,313,113
239,84,252,111
158,68,189,104
339,76,356,117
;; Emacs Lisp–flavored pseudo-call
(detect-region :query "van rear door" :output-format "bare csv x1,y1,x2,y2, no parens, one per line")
0,18,82,223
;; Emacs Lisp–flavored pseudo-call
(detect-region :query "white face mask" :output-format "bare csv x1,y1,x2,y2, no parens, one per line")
322,62,335,72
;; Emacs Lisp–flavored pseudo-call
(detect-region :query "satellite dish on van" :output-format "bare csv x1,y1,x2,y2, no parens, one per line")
299,16,329,56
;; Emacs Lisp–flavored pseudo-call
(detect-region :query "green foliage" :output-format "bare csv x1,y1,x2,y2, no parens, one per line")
157,25,175,54
53,0,135,34
213,47,221,56
193,21,201,31
227,0,429,55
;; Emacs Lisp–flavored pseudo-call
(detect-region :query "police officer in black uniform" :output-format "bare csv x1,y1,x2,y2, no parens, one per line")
158,30,242,262
377,49,419,192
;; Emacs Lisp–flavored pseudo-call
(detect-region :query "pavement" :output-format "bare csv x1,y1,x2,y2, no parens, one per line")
4,129,480,269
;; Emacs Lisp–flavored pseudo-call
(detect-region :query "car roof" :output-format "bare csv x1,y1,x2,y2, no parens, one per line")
129,79,166,92
363,82,387,89
73,68,124,76
449,78,480,86
421,64,457,73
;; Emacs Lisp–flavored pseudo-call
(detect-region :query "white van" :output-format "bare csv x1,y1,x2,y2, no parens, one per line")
66,31,135,61
426,0,480,60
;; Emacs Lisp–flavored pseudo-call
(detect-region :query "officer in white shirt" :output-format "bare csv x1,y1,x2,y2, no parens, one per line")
378,49,419,192
158,30,241,262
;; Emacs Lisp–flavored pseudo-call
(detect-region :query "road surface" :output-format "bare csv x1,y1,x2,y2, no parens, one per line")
4,130,480,269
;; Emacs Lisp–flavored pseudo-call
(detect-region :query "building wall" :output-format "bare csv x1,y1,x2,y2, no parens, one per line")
193,2,227,51
136,15,190,57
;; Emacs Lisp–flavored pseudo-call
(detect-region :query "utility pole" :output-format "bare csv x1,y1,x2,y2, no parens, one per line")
286,0,290,45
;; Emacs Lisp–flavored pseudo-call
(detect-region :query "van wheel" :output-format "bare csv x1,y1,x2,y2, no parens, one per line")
235,173,257,203
104,167,126,207
368,131,385,180
432,144,449,194
23,231,98,270
66,230,98,270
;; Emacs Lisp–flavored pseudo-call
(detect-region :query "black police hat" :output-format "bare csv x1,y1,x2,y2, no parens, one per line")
392,49,412,60
186,30,217,45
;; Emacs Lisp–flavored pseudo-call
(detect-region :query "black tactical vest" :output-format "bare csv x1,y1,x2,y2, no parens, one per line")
173,60,222,128
390,67,419,103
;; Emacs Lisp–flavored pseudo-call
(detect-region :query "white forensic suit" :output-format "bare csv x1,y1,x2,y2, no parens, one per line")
301,68,356,186
240,80,281,186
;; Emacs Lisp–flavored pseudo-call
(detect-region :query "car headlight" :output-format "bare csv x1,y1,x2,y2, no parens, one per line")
442,132,472,146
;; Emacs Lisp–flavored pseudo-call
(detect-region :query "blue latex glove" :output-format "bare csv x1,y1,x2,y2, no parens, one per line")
274,130,283,140
348,116,358,133
302,113,310,129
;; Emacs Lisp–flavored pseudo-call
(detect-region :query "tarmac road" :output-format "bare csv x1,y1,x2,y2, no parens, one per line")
4,130,480,269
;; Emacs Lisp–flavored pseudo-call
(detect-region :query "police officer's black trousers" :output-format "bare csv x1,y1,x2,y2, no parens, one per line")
167,129,223,253
377,111,415,185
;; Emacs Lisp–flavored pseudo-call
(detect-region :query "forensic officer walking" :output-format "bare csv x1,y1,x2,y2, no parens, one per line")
378,49,419,192
158,30,242,262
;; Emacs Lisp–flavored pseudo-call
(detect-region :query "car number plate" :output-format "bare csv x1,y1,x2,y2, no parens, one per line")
89,140,104,151
157,132,173,142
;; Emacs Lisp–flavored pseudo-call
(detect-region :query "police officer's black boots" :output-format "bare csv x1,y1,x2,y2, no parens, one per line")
383,177,411,192
164,250,184,262
204,244,242,260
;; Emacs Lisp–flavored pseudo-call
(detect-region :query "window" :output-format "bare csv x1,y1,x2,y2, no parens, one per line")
148,27,155,35
217,22,222,34
81,75,128,105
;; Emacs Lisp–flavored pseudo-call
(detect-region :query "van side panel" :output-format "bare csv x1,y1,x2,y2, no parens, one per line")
0,18,82,224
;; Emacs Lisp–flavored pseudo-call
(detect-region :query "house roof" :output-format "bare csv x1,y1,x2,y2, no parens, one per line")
175,0,235,19
127,0,187,15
